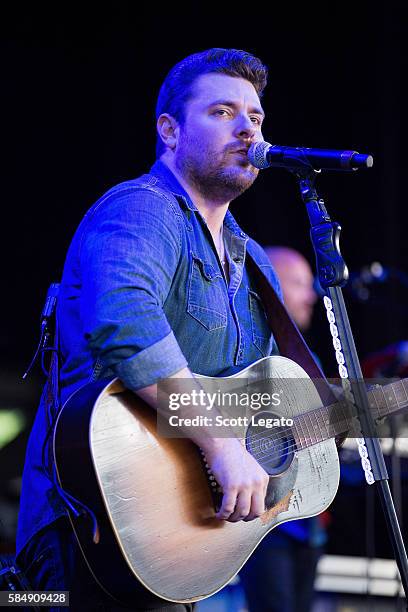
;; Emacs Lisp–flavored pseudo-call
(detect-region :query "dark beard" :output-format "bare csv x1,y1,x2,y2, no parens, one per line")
177,155,258,203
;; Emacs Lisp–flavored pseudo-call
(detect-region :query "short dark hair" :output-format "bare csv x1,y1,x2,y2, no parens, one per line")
155,48,268,157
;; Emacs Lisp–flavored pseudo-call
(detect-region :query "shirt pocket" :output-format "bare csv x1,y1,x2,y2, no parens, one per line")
187,254,228,331
248,289,273,356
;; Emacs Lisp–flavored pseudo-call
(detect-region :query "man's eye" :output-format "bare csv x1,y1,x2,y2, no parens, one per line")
214,109,230,117
250,116,262,125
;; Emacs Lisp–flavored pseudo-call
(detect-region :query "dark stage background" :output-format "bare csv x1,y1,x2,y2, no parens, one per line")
2,2,408,564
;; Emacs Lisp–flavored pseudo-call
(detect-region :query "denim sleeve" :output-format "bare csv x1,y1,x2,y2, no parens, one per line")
79,188,188,390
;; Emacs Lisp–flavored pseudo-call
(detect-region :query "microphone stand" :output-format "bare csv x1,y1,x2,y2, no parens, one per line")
291,164,408,603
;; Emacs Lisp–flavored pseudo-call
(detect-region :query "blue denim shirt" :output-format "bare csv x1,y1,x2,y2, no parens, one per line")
16,159,282,558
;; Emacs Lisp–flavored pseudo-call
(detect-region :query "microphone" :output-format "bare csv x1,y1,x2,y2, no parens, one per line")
248,141,374,172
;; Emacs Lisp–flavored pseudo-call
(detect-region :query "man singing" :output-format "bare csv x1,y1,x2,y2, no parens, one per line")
17,48,285,610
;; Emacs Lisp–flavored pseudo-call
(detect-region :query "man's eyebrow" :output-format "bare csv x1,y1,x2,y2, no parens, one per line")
208,99,265,118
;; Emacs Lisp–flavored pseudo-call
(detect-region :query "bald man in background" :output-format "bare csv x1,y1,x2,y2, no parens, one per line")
239,246,327,612
264,247,317,332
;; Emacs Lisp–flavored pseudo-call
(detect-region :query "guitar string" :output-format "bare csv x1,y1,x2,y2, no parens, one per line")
229,433,332,470
245,387,391,456
238,412,355,461
175,382,395,461
201,393,386,463
245,411,355,459
246,436,307,461
199,405,352,462
212,401,335,447
227,384,388,447
201,398,339,451
240,392,399,471
204,387,403,481
203,380,396,453
176,386,393,464
230,389,389,455
232,411,334,454
244,401,382,462
244,409,329,446
202,388,399,472
224,431,317,464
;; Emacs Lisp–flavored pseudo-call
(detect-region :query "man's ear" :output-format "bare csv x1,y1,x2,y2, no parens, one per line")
157,114,180,151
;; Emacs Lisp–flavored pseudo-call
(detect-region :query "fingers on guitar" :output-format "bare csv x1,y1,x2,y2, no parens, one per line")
216,479,267,522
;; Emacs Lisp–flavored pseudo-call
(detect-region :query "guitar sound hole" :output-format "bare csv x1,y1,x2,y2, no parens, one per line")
246,411,295,476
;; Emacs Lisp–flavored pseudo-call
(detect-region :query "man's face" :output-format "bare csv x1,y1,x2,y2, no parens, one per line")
174,73,265,202
275,257,317,331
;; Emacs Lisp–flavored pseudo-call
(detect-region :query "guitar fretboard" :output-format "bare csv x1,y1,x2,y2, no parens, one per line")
292,378,408,450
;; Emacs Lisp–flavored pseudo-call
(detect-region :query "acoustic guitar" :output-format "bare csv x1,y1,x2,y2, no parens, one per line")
53,355,406,605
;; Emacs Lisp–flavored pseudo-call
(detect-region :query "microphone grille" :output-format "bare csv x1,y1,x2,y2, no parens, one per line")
248,141,271,169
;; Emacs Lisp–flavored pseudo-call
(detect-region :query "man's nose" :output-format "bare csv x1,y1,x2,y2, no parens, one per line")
234,115,257,141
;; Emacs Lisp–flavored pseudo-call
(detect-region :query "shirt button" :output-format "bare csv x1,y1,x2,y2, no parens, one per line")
240,232,246,238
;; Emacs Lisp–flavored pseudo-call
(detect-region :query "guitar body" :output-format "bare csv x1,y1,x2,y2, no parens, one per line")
53,356,339,605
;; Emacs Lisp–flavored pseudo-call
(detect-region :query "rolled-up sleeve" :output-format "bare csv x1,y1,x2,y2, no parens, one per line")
79,188,188,390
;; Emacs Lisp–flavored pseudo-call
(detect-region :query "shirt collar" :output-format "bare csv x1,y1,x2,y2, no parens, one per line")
149,159,197,211
149,159,247,240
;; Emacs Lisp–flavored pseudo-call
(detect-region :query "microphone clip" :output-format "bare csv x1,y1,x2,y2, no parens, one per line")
22,282,60,380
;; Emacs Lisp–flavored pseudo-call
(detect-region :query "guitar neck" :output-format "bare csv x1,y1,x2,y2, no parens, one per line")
293,378,408,450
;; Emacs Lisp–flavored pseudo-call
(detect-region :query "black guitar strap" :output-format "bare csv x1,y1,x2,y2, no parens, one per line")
247,253,337,407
